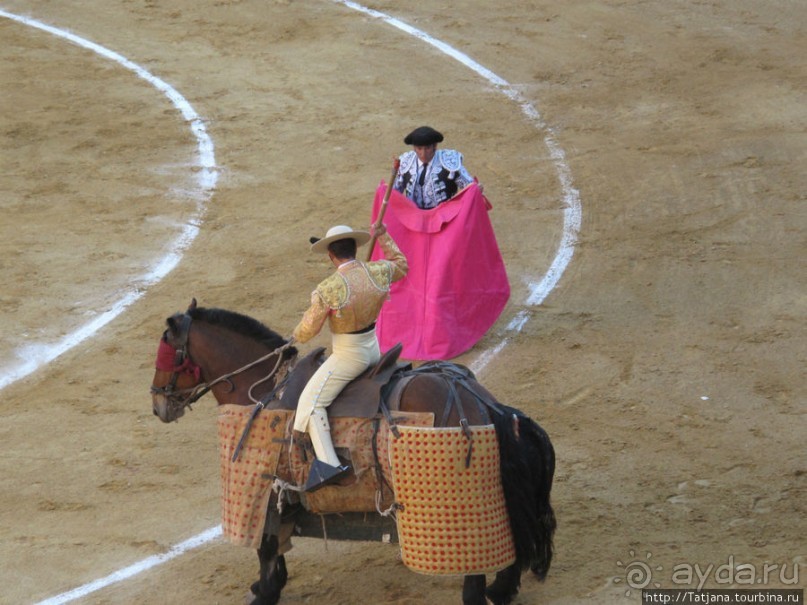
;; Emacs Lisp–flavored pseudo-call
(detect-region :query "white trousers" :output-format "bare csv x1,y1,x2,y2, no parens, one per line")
293,330,380,466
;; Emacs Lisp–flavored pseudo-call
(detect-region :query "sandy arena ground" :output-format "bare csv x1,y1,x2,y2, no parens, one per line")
0,1,804,604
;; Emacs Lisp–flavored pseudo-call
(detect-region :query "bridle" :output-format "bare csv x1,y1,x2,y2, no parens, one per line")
150,312,207,416
151,312,295,417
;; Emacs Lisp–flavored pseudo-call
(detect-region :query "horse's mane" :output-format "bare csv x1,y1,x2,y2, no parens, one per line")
189,306,287,350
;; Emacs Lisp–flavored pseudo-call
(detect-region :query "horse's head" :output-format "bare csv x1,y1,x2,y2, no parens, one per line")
151,299,297,422
151,300,202,423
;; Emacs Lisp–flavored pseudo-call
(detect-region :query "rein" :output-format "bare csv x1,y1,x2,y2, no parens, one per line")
193,342,293,406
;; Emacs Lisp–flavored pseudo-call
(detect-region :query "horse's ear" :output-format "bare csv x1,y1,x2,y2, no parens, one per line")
187,298,197,312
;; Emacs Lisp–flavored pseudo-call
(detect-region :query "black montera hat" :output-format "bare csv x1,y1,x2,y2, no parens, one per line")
404,126,444,146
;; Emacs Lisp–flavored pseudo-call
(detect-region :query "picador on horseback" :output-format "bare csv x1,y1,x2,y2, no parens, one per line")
150,157,555,605
290,222,408,491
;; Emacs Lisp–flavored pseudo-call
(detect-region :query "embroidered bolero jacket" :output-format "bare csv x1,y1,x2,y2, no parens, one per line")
393,149,474,209
292,232,408,343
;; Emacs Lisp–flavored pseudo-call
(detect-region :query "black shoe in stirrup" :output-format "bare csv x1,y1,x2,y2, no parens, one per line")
304,460,351,492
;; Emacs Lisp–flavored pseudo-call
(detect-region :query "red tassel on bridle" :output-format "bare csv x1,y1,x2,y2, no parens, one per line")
155,338,201,381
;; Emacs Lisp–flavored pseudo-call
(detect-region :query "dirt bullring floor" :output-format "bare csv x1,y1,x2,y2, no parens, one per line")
0,1,804,603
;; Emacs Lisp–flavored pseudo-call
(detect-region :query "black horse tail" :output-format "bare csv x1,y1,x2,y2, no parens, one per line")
492,404,557,580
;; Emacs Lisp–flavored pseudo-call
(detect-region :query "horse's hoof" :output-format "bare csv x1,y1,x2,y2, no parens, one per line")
246,583,261,605
246,592,270,605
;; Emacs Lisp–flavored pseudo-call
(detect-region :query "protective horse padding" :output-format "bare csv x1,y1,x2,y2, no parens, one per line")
218,404,436,542
295,411,435,514
217,404,293,548
390,424,516,576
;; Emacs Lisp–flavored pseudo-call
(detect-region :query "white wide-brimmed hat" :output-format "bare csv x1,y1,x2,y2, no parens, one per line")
310,225,371,254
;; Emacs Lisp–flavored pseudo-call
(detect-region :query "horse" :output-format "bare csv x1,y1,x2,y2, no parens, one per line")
150,300,556,605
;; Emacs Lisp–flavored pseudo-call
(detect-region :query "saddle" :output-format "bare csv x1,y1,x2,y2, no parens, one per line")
277,342,410,416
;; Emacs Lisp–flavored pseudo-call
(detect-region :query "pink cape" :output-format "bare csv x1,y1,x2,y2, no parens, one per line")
370,182,510,360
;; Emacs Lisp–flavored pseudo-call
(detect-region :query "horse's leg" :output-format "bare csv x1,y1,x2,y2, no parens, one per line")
485,563,522,605
249,533,286,605
276,552,288,587
462,574,488,605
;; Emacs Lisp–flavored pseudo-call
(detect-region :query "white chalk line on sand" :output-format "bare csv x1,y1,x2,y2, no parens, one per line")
28,1,580,602
34,526,224,605
0,9,217,392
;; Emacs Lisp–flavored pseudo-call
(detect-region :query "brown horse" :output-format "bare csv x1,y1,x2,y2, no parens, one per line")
151,300,555,605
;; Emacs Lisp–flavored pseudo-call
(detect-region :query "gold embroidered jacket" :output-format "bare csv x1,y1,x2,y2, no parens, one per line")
292,232,408,343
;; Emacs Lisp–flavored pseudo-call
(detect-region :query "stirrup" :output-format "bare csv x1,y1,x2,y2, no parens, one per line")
304,459,351,492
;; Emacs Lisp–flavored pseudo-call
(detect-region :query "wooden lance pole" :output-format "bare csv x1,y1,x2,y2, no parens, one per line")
366,158,400,261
